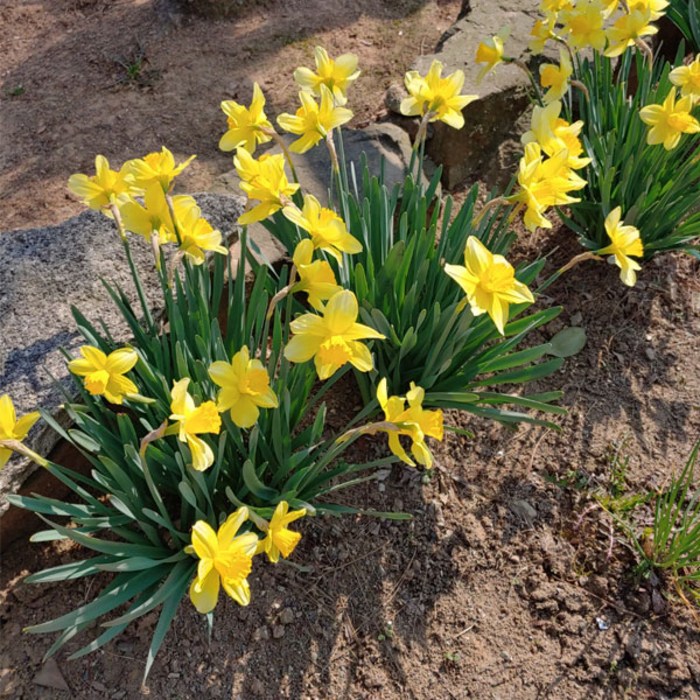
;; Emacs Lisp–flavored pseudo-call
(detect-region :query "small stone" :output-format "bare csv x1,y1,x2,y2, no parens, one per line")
645,347,656,361
253,626,270,641
272,625,285,639
510,500,537,525
33,658,70,692
279,608,294,625
384,83,406,114
92,681,107,692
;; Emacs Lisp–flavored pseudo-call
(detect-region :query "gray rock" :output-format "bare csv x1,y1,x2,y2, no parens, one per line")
33,658,70,692
409,0,558,189
0,193,243,524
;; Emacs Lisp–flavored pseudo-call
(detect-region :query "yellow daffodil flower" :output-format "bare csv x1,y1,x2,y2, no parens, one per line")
68,346,138,404
208,347,278,429
169,378,221,472
522,101,591,170
377,379,443,468
540,0,573,13
670,54,700,102
640,88,700,150
234,149,300,225
628,0,669,21
605,7,658,57
475,27,510,83
127,146,195,192
284,290,385,380
293,46,360,106
174,203,228,264
277,86,353,154
445,236,535,335
257,502,307,563
508,142,587,231
529,17,556,54
400,59,478,128
292,239,342,310
540,49,573,103
596,207,644,286
187,508,259,613
560,0,608,51
0,395,40,469
67,155,135,213
282,194,362,264
219,82,273,154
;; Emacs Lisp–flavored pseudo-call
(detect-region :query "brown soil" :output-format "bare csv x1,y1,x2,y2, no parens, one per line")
2,1,700,699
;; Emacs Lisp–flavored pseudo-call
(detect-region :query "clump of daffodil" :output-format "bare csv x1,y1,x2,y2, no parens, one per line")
173,201,228,264
640,88,700,150
127,146,195,193
219,82,273,154
277,86,353,154
522,101,591,170
508,142,587,232
187,508,259,613
474,27,510,83
284,290,385,380
0,395,40,469
282,194,362,263
377,379,443,469
294,46,360,106
559,0,608,51
208,347,278,429
67,155,135,214
291,239,342,310
604,5,657,57
445,236,535,335
234,149,300,225
539,49,573,103
68,345,139,404
596,207,644,286
400,59,478,129
257,502,307,563
169,378,221,472
670,54,700,102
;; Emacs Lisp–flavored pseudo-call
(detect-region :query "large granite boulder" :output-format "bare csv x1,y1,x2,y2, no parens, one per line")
0,193,244,534
398,0,557,189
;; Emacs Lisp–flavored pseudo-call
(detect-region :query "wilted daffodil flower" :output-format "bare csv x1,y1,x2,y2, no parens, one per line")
474,27,510,83
401,59,478,129
257,502,307,563
208,347,278,429
67,155,134,213
670,54,700,102
292,239,342,310
559,0,608,51
127,146,195,192
68,345,138,404
234,149,300,225
169,378,221,472
187,508,259,613
284,290,385,380
0,395,40,469
540,49,573,104
219,82,273,154
445,236,534,335
377,379,443,469
277,85,353,154
283,194,362,263
640,88,700,150
293,46,360,106
596,207,644,286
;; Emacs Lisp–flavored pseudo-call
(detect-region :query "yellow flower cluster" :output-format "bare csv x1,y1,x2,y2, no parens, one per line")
187,502,306,613
508,101,590,232
528,0,667,58
68,148,227,264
